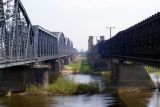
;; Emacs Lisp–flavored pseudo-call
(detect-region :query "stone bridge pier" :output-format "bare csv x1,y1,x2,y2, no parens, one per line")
50,60,61,72
110,60,155,88
0,65,50,92
0,56,76,92
63,57,71,65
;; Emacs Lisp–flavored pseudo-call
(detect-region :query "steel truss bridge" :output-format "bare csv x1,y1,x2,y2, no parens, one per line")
94,12,160,66
0,0,77,68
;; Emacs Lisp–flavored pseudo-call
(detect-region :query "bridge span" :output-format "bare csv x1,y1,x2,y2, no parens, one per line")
95,12,160,66
88,13,160,88
0,0,78,92
0,0,77,69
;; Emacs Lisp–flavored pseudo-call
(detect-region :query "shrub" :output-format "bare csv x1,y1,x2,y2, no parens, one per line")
47,78,78,95
76,83,100,94
26,85,44,93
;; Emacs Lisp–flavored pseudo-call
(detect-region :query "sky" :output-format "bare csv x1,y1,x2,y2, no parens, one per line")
20,0,160,51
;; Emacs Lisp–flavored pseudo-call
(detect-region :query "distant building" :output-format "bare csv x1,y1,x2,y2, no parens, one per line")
88,36,94,52
100,36,105,41
87,35,106,71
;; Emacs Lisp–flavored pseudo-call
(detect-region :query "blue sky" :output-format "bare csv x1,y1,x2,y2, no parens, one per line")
21,0,160,51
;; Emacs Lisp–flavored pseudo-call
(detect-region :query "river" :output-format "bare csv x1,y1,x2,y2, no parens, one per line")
0,74,159,107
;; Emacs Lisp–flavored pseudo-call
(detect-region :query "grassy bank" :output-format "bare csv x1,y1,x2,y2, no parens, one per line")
64,58,93,73
25,58,112,96
26,77,100,95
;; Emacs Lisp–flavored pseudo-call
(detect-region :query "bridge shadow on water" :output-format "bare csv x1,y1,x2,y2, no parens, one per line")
78,60,158,107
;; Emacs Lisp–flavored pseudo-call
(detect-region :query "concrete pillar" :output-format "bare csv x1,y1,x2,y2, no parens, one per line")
111,63,155,88
111,64,119,85
64,57,71,65
105,58,112,71
56,60,61,72
0,66,26,92
50,59,64,72
0,65,52,92
42,70,49,89
70,56,74,62
27,67,50,89
60,59,64,71
68,57,71,64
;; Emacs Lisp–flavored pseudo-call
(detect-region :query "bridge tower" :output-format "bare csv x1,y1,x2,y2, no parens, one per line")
88,36,94,52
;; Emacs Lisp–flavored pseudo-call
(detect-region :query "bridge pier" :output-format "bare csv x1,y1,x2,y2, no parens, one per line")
59,59,64,71
111,63,155,88
0,65,51,92
64,57,71,65
0,56,77,92
105,58,112,71
51,60,61,72
50,58,66,72
70,56,75,62
41,69,49,89
24,65,50,90
0,67,26,92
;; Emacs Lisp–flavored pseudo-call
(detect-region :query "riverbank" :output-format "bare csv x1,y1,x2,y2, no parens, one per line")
64,58,93,74
13,58,155,97
1,58,159,107
22,58,116,96
23,77,101,96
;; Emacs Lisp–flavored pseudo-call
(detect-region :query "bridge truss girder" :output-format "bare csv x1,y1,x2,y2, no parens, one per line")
0,0,34,63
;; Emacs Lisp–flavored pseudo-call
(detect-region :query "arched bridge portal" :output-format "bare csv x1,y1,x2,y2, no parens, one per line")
0,0,77,68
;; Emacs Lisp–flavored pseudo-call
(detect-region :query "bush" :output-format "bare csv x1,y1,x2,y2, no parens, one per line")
48,78,101,95
76,83,100,94
26,85,44,93
26,78,101,95
47,78,78,95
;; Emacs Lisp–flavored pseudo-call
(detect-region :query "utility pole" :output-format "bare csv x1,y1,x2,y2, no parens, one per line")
106,26,115,38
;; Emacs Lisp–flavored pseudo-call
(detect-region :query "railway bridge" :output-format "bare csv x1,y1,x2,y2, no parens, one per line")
89,12,160,88
0,0,78,91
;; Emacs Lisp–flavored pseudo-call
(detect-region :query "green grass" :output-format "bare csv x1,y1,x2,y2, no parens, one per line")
80,59,92,73
145,66,160,73
47,77,100,95
64,58,93,73
26,77,100,95
75,83,100,94
47,78,78,95
64,59,82,72
25,85,44,93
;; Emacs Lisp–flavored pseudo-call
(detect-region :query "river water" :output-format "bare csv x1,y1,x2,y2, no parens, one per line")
0,74,159,107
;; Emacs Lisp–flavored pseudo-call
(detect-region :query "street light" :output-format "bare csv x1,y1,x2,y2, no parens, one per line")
106,26,115,39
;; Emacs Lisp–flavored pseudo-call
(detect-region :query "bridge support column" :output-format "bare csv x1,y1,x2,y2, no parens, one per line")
24,65,50,90
70,56,74,62
64,57,71,65
111,63,155,88
50,59,65,72
105,58,112,71
42,70,49,89
0,67,27,92
52,60,61,72
0,65,51,92
59,59,64,71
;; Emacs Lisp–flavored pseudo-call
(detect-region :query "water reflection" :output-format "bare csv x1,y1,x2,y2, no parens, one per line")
0,94,123,107
51,94,121,107
64,74,100,84
148,90,160,107
64,74,105,89
150,73,160,82
0,74,159,107
118,90,152,107
0,96,50,107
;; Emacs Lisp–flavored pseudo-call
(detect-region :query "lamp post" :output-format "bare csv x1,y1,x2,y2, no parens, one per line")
106,26,115,38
